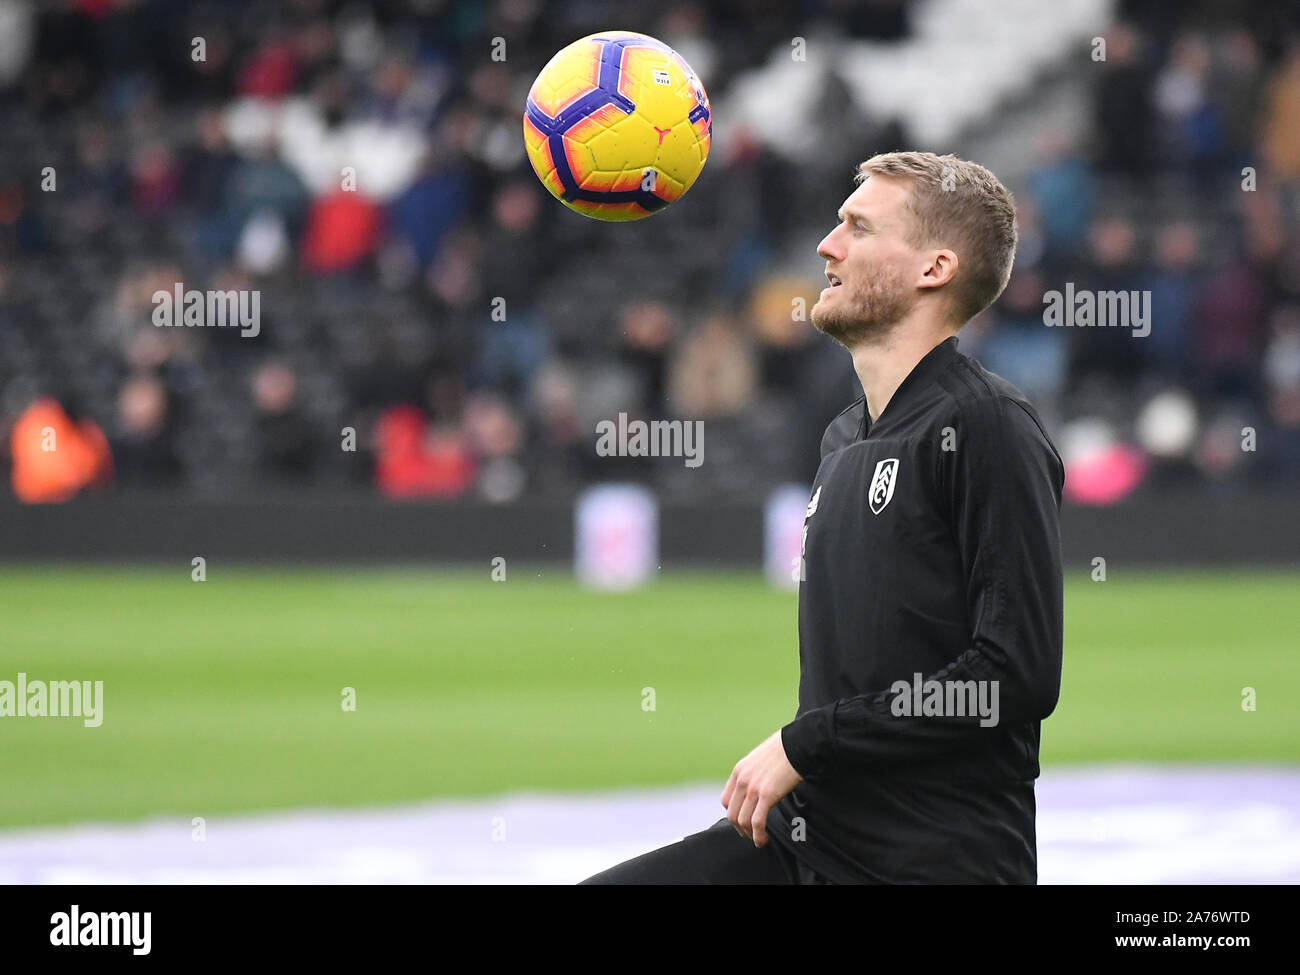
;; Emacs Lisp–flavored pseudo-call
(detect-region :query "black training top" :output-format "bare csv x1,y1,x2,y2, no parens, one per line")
766,335,1065,884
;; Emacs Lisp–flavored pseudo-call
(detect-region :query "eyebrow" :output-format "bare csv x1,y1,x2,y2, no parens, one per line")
837,208,872,228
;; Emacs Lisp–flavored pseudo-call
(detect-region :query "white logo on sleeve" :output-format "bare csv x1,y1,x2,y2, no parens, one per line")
868,458,899,514
806,485,821,517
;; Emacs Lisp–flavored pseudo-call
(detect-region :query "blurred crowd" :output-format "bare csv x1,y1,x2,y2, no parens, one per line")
0,0,1298,504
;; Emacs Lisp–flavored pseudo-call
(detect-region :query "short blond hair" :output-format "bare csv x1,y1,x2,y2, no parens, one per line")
856,151,1017,324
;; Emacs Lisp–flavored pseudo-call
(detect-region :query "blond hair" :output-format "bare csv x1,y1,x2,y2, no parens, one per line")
856,151,1017,324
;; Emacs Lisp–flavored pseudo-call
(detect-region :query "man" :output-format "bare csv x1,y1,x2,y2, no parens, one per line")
581,151,1064,884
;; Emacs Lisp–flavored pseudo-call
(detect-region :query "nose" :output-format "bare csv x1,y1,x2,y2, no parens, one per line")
817,226,843,263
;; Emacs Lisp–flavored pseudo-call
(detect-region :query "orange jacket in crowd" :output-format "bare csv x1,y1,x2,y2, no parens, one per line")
9,398,113,503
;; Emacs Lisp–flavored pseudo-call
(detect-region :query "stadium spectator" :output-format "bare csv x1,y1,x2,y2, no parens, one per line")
9,396,112,503
667,312,758,419
252,361,316,481
111,373,179,488
373,404,475,499
1260,40,1300,183
302,189,384,274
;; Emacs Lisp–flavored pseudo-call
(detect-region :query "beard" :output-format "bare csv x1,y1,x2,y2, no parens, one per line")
811,263,914,346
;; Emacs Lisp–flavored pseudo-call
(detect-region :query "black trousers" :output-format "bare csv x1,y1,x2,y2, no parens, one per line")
579,818,828,884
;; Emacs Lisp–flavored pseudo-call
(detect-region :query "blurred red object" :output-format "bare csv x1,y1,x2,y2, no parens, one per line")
9,398,113,503
131,144,181,216
373,405,476,499
238,42,300,98
75,0,114,17
302,191,384,273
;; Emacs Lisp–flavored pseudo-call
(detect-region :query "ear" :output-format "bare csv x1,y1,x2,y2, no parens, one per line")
918,249,959,291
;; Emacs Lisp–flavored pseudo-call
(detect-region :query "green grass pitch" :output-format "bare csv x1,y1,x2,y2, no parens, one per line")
0,566,1296,830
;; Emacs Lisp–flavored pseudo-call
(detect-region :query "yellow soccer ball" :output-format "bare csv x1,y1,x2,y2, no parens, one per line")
523,30,712,221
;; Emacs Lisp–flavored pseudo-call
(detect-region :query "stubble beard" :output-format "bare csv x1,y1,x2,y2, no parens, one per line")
811,263,915,347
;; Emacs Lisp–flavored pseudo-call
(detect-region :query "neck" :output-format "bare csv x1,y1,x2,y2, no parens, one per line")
850,318,957,422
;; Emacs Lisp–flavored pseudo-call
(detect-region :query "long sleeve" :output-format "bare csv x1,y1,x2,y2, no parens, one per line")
780,395,1065,781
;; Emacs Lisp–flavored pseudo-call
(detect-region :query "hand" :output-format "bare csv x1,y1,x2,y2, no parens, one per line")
721,729,803,848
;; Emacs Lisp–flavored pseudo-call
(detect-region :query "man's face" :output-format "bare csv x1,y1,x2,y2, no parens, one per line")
811,175,922,345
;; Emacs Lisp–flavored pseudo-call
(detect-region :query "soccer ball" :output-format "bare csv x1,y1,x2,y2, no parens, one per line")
523,30,712,221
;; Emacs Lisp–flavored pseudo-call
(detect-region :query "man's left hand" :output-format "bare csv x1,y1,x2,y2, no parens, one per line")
721,730,804,847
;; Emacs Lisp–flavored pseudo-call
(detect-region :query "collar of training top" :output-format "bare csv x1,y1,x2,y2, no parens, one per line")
858,335,960,438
